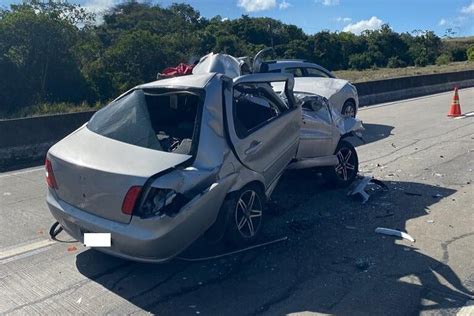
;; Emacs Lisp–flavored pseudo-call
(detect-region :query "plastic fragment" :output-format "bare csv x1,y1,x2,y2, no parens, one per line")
67,246,77,252
375,227,415,242
347,176,388,204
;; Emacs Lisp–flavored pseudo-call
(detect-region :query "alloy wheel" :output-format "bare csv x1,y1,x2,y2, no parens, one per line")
335,147,357,181
343,104,356,118
234,190,263,238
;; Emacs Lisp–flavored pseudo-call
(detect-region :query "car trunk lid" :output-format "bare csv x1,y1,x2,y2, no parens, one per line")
48,126,191,224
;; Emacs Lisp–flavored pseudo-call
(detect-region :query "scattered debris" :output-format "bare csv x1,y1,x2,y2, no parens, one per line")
355,257,372,271
2,192,11,196
404,192,422,197
426,220,434,223
432,193,443,198
375,213,394,219
434,173,444,177
391,143,397,148
375,227,415,242
76,297,82,304
345,225,356,230
67,246,77,252
440,155,444,159
347,176,389,204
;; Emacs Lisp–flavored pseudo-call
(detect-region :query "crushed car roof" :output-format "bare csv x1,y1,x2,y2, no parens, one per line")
137,73,216,90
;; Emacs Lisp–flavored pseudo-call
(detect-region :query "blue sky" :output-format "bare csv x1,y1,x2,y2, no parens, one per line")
1,0,473,36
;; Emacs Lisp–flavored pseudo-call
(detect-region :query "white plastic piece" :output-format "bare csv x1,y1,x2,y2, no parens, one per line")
347,176,372,203
84,233,111,247
375,227,415,242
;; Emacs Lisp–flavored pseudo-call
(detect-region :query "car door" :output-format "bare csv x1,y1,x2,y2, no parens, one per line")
297,95,335,158
224,73,300,187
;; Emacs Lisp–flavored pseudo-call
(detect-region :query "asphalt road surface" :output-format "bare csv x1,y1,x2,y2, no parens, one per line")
1,88,473,315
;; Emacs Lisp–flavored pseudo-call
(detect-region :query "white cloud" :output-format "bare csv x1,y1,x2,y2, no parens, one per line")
439,18,447,26
343,16,384,34
237,0,277,12
336,17,352,23
316,0,340,6
83,0,117,15
279,0,292,9
461,1,474,14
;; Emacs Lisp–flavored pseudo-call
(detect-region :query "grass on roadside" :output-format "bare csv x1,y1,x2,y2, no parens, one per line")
334,61,474,83
2,101,104,119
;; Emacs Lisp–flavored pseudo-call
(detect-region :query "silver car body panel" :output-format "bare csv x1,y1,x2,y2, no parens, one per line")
192,53,243,79
272,77,359,115
48,127,191,224
46,60,361,262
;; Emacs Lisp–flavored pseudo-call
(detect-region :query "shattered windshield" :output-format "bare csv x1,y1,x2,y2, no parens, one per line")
87,89,202,154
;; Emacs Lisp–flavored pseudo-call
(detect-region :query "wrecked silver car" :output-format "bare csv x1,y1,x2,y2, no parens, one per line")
46,67,363,262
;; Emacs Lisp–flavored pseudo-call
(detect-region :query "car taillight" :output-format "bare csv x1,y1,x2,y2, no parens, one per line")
138,188,189,218
122,186,142,215
45,158,58,189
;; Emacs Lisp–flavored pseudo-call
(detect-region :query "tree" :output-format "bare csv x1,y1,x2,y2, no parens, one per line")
0,0,93,115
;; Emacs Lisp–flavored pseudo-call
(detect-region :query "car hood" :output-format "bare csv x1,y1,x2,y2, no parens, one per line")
291,77,348,99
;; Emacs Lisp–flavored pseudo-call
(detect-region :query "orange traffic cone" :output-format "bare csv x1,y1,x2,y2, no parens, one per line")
448,87,462,117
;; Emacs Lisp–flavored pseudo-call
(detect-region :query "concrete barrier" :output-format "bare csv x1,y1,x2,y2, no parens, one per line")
355,70,474,106
1,70,474,171
0,111,95,171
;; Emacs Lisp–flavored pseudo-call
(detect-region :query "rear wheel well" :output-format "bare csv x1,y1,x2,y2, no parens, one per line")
228,180,266,200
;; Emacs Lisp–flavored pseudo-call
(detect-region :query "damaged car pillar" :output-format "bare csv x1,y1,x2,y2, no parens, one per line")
45,53,364,263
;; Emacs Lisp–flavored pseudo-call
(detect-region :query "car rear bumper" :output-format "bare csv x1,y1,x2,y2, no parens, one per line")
46,177,234,263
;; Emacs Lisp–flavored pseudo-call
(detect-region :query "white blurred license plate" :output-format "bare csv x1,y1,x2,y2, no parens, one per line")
84,233,111,247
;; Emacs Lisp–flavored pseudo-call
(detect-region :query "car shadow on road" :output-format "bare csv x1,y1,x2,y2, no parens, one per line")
351,123,394,147
75,173,472,315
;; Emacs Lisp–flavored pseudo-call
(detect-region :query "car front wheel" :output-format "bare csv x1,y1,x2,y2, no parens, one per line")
341,99,357,118
223,184,264,247
323,140,359,187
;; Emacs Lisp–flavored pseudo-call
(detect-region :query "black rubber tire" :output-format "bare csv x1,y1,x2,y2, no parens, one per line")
323,140,359,187
341,99,357,118
222,184,265,247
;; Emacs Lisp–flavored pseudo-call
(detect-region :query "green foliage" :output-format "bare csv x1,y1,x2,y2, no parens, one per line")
0,1,464,117
436,53,451,65
467,45,474,61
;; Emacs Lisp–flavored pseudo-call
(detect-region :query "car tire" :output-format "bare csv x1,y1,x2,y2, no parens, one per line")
222,184,265,247
341,99,356,118
323,140,359,187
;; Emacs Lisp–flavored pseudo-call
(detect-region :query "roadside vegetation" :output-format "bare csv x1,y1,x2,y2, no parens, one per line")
1,1,473,119
334,61,474,82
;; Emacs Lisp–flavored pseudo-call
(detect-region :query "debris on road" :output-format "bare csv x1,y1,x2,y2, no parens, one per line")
426,220,435,223
375,227,415,242
347,176,388,203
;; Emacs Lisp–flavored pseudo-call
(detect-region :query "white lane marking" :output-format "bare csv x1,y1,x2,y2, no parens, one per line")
0,239,56,260
0,166,44,178
458,301,474,316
